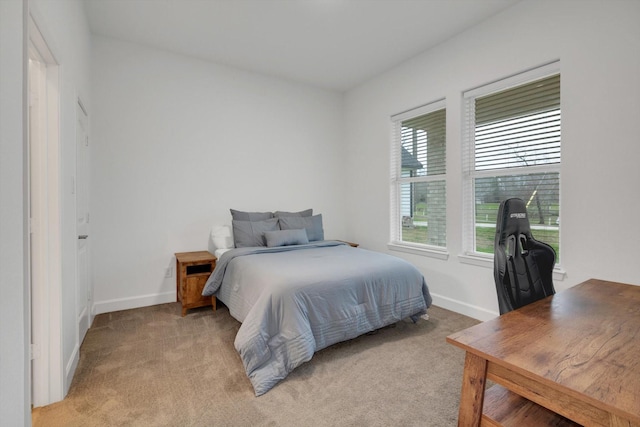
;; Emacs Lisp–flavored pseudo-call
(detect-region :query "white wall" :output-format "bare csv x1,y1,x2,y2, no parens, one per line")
344,0,640,320
0,1,29,424
90,36,346,313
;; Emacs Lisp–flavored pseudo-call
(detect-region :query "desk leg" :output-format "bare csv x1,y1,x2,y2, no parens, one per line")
458,352,488,427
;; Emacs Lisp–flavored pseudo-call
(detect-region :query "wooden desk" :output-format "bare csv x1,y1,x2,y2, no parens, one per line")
447,279,640,427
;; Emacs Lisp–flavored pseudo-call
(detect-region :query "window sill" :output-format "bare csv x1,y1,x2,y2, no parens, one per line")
387,242,449,260
458,253,566,281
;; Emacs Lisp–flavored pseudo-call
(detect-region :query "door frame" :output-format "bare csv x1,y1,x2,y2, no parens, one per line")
28,13,63,407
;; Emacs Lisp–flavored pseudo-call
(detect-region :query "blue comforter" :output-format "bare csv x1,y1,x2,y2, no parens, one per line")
202,241,431,396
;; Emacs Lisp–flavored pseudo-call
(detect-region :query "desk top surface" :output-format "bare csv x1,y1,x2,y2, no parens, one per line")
447,278,640,423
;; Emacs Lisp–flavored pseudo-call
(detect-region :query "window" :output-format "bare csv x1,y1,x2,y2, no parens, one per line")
463,63,560,261
390,100,446,253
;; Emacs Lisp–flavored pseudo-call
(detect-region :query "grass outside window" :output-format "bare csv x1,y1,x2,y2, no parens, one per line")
402,202,560,262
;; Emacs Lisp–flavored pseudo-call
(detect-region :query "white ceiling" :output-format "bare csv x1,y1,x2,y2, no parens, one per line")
84,0,520,91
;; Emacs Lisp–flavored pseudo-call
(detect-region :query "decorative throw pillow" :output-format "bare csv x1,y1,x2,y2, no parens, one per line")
232,218,279,248
230,209,274,221
264,229,309,247
278,214,324,241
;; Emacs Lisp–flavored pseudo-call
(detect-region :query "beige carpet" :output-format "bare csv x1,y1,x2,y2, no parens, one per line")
32,303,478,427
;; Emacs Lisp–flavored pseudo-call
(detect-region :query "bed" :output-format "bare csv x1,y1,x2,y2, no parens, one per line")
202,210,432,396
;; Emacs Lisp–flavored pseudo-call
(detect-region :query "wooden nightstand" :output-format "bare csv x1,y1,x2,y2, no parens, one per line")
175,251,217,316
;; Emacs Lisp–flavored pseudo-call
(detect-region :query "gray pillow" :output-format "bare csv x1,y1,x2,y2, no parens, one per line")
230,209,274,221
278,214,324,241
274,209,313,218
232,218,279,248
264,229,309,247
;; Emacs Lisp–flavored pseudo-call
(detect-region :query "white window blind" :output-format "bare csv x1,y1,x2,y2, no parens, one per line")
475,75,561,171
391,101,446,249
463,64,561,259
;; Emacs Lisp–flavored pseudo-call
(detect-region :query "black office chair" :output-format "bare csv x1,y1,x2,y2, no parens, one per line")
493,198,556,315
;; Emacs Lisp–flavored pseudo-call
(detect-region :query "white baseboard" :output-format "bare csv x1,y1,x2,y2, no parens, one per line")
92,291,496,321
92,291,176,315
430,293,499,321
64,343,79,396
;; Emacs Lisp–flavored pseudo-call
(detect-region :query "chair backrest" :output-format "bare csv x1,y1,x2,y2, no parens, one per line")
493,198,556,314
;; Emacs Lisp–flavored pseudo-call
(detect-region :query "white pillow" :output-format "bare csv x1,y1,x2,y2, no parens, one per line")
210,225,233,251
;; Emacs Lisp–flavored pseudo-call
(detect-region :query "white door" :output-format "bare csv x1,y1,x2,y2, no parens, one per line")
76,100,91,343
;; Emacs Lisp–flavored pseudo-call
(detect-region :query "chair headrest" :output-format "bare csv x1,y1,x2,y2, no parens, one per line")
496,198,532,246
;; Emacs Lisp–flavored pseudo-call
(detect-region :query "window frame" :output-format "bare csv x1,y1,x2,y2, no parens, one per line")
389,99,449,259
459,62,565,277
